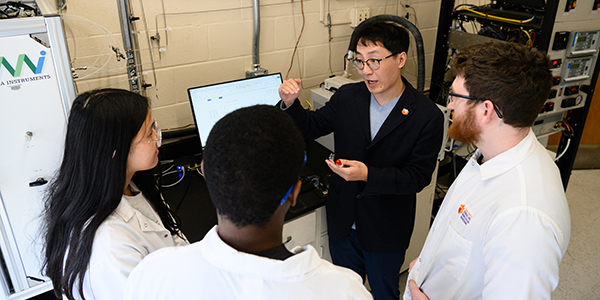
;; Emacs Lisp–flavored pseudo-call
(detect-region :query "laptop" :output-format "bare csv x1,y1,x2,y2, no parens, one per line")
187,73,283,148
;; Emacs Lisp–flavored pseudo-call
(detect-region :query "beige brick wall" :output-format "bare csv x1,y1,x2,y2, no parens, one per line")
60,0,444,129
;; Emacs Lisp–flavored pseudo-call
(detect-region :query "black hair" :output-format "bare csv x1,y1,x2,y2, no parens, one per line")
42,88,182,300
203,105,305,228
349,18,410,55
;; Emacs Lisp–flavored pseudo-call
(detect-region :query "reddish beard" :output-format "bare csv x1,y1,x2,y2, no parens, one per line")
448,105,481,145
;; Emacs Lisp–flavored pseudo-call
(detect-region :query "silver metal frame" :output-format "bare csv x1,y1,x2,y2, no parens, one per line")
44,15,76,117
0,18,46,38
0,191,28,293
117,0,141,93
0,0,75,297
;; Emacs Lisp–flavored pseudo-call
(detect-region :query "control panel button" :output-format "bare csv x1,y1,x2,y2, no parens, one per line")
564,85,580,96
561,97,576,108
553,77,561,86
552,32,570,50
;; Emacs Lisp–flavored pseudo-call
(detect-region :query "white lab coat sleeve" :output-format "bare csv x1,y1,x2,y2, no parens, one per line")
86,221,148,300
402,258,421,300
482,206,565,300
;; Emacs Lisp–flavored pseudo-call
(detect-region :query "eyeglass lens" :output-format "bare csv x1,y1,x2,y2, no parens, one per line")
353,59,381,70
134,120,162,147
153,121,162,147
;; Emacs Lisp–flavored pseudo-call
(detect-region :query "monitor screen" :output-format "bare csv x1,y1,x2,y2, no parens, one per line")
187,73,283,148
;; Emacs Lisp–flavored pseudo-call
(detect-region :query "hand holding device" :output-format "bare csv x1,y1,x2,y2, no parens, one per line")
325,155,368,182
328,153,346,168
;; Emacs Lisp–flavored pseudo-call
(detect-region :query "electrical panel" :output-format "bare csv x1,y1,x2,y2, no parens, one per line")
431,0,600,139
566,30,599,56
544,0,600,136
562,56,595,82
451,2,545,48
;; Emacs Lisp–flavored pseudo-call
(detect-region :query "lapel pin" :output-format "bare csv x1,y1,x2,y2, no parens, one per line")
402,108,409,115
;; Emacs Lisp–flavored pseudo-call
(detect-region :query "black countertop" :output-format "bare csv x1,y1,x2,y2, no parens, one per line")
158,137,332,243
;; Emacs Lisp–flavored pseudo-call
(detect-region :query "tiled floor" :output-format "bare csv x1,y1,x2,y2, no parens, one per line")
551,169,600,299
398,169,600,299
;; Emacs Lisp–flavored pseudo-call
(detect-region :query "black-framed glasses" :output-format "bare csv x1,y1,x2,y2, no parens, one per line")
351,53,397,71
448,92,503,119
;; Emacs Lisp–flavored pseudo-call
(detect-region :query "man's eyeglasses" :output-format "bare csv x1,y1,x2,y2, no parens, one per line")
351,53,397,71
132,120,162,147
448,92,503,119
280,151,308,206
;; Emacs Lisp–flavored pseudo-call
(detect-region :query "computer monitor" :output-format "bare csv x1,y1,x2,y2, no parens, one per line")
187,73,283,148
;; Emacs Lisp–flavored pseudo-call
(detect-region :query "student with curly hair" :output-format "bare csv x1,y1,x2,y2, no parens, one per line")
125,105,372,300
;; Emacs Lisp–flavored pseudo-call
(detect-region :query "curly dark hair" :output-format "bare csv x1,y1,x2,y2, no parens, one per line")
203,105,305,228
451,42,552,127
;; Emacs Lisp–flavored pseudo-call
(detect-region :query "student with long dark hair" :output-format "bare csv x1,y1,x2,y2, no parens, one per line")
42,89,187,300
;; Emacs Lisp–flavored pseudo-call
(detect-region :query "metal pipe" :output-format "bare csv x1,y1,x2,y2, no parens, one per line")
116,0,140,93
252,0,260,68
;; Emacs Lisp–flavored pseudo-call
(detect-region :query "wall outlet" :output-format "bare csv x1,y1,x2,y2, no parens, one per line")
350,7,370,27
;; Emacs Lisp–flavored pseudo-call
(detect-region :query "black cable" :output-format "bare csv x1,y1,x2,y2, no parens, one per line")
436,183,448,192
435,184,448,198
465,145,478,160
478,25,506,40
562,120,575,137
452,152,457,182
174,176,192,213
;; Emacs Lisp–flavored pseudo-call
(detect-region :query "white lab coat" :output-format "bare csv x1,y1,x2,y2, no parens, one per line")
124,225,373,300
405,130,571,300
69,190,188,300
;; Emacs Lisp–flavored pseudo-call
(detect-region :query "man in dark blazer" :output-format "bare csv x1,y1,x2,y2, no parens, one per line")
278,19,444,300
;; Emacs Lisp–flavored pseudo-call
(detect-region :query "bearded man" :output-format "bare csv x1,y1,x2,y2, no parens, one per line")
404,42,571,300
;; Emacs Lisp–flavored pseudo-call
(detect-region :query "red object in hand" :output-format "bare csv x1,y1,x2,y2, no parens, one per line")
336,159,344,167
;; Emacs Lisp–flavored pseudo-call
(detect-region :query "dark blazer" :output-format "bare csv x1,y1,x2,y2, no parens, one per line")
282,77,444,252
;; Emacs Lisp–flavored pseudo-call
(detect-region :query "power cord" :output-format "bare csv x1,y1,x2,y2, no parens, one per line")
286,0,305,80
162,166,186,188
553,120,574,162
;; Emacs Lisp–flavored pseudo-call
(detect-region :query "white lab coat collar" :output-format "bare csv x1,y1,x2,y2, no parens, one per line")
200,226,323,280
474,129,537,180
113,192,165,233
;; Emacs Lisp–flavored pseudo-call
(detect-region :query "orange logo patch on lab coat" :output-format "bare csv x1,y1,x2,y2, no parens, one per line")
458,204,472,225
